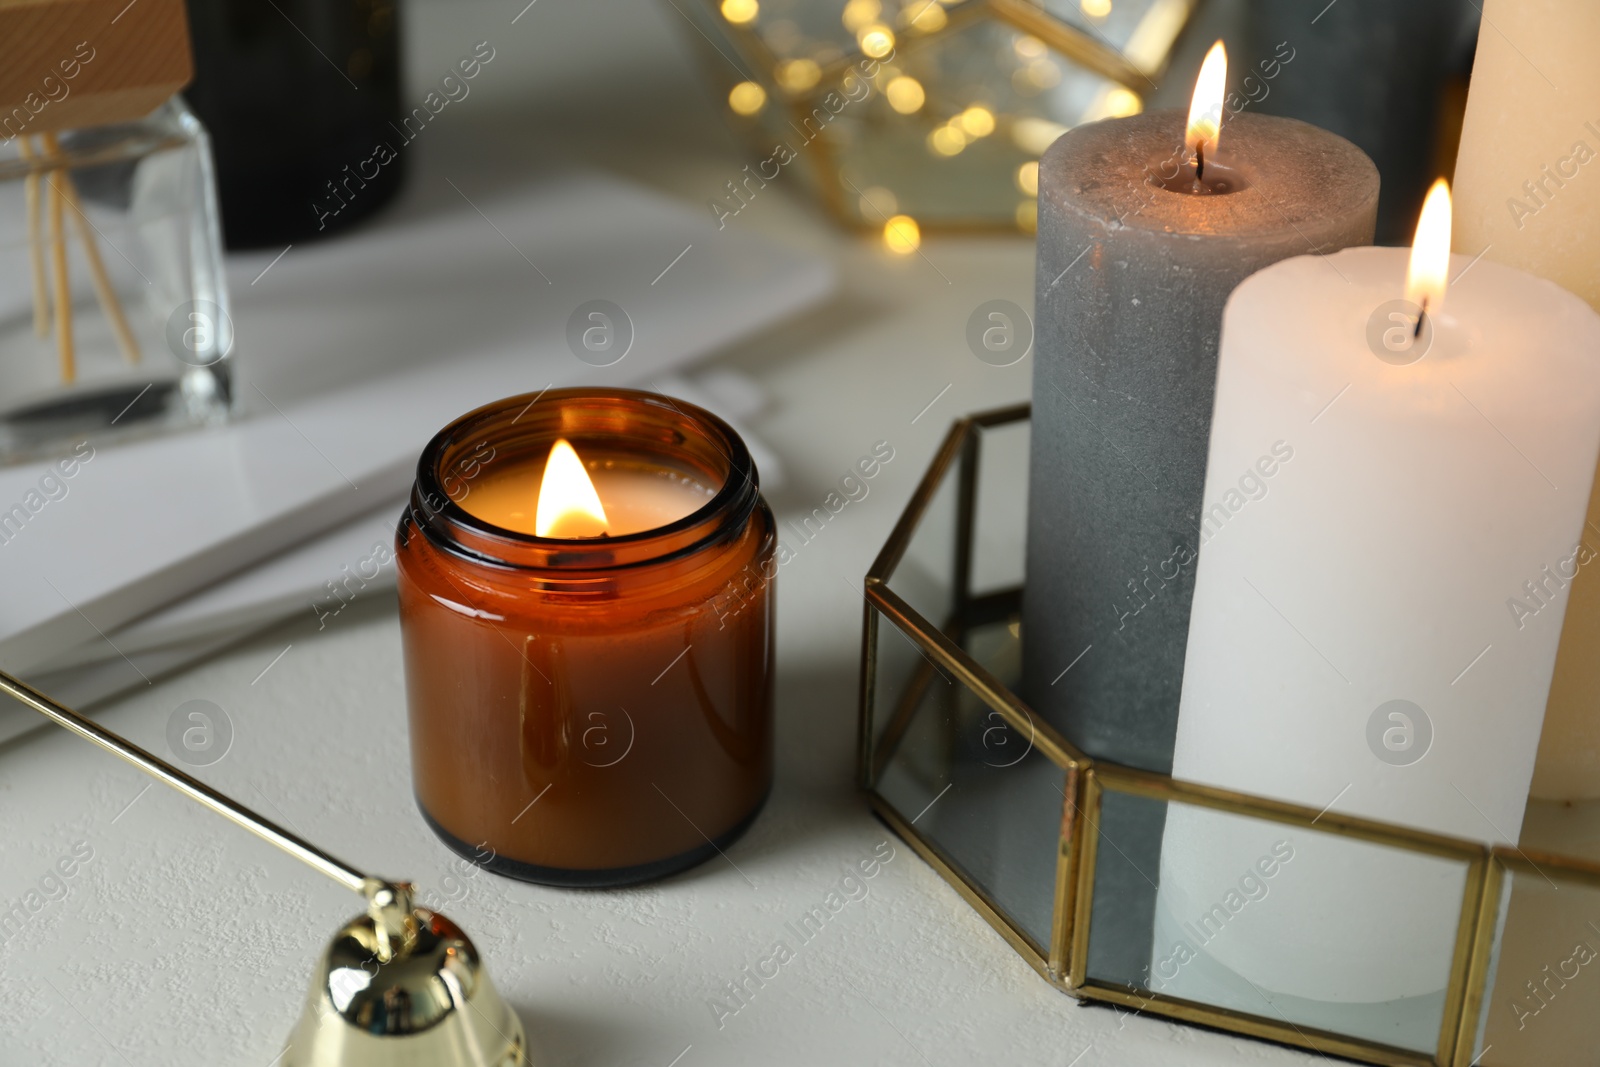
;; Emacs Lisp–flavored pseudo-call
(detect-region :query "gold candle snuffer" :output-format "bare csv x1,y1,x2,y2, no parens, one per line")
0,670,528,1067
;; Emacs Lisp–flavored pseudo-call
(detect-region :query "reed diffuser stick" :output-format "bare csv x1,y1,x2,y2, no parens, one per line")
45,161,73,383
42,132,142,366
17,137,49,337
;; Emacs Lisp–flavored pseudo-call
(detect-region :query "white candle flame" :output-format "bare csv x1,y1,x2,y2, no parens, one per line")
1406,178,1453,317
1186,41,1227,166
535,439,609,538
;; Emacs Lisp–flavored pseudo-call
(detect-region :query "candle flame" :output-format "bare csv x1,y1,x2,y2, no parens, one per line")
535,439,609,538
1186,40,1226,167
1406,178,1452,317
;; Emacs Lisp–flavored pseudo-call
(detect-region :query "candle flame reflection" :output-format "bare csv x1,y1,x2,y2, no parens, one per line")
1406,178,1452,321
1186,40,1226,172
535,438,610,538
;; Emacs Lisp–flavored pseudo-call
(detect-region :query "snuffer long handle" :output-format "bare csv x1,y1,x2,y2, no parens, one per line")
0,670,369,896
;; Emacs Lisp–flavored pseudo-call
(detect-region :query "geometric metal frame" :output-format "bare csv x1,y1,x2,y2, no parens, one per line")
683,0,1199,232
858,403,1600,1067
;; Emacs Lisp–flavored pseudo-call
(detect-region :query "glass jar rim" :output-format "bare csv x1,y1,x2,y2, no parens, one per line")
410,387,761,572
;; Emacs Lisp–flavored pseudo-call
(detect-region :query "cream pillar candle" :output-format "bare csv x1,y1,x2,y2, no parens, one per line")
1158,192,1600,1017
1453,0,1600,800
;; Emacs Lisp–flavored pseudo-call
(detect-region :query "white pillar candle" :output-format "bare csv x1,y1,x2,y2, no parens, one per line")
1157,217,1600,1011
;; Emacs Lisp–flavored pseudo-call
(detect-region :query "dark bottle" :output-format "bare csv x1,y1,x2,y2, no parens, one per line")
184,0,404,249
1244,0,1477,243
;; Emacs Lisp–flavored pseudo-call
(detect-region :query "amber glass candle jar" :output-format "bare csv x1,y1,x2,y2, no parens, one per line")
396,389,775,887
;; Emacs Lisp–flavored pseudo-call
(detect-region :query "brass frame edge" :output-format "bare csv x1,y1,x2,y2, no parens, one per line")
1450,853,1505,1066
1092,762,1487,865
986,0,1150,89
953,421,980,620
1435,852,1492,1064
868,582,1079,772
1496,842,1600,888
1066,768,1102,990
1073,981,1440,1067
867,415,972,584
857,585,880,791
1048,759,1085,981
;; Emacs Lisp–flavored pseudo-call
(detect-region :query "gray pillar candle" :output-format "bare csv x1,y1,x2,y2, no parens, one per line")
1022,108,1377,985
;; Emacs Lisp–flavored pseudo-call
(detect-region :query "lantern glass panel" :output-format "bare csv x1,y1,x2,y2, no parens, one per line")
873,600,1066,951
1087,781,1473,1056
1471,863,1600,1066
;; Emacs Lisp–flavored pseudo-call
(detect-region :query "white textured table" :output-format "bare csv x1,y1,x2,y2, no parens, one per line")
0,1,1314,1063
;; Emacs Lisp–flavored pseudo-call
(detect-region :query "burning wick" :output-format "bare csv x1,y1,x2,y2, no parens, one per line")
1186,40,1226,186
1405,177,1453,345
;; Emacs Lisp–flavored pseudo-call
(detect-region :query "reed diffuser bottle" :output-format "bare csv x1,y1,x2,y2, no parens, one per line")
0,0,234,463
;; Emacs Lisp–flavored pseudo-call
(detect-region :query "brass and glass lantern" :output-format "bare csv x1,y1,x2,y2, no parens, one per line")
858,404,1600,1067
675,0,1199,236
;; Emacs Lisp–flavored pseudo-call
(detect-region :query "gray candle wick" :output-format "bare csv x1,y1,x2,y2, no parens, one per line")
1414,296,1429,339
